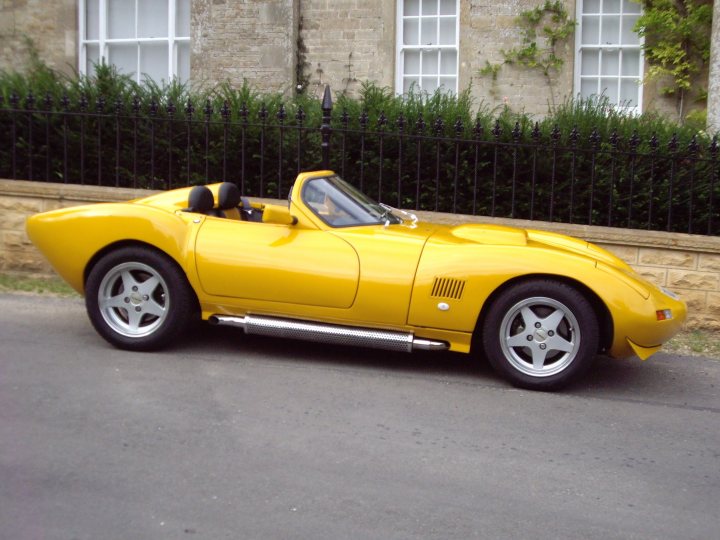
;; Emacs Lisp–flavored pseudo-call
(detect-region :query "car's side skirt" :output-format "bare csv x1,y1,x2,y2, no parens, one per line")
209,314,449,353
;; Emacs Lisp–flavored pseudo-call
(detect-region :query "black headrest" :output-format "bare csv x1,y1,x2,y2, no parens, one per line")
218,182,241,210
187,185,214,213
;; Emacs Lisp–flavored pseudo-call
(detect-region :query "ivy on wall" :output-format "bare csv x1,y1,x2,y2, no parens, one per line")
479,0,714,123
633,0,713,122
479,0,576,109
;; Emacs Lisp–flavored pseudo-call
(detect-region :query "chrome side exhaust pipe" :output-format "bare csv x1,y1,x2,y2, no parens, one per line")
209,314,448,353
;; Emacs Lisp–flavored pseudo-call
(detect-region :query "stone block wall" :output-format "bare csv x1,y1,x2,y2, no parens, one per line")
461,0,576,114
300,0,396,97
191,0,298,93
0,0,77,77
0,0,694,119
2,179,719,330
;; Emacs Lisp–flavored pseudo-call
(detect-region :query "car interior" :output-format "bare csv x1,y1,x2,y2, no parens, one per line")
184,183,264,222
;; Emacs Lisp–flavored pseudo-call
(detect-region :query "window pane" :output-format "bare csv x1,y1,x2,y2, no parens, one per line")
140,43,167,83
582,16,600,45
405,50,421,74
581,50,599,75
86,44,100,73
404,19,419,45
439,18,456,45
583,0,601,13
624,0,641,14
139,0,168,39
439,0,455,15
422,50,438,74
621,15,640,44
421,76,438,93
602,16,620,44
600,78,619,102
622,50,640,76
404,76,419,93
601,50,619,75
109,0,135,39
176,0,191,37
605,0,621,14
86,0,99,40
620,79,639,105
440,49,457,74
439,76,456,92
421,18,437,45
421,0,437,16
177,41,190,82
405,0,420,16
581,78,598,98
108,44,137,78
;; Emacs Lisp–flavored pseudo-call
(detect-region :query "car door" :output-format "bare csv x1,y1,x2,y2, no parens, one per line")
194,217,360,308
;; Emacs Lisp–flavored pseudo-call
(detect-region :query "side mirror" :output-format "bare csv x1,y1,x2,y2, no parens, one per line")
262,205,298,226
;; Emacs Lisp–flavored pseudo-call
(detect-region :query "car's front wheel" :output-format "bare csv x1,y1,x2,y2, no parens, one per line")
85,246,196,351
481,280,599,390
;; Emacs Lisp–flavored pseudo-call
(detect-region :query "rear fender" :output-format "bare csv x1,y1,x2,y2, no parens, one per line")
27,203,193,293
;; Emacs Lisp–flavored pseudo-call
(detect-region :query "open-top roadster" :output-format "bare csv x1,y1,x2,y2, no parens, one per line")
27,171,686,390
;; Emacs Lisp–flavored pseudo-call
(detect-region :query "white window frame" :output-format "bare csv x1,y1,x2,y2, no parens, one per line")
574,0,644,114
395,0,460,96
79,0,191,84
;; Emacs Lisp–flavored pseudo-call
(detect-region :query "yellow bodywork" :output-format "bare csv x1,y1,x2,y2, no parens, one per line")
26,170,687,359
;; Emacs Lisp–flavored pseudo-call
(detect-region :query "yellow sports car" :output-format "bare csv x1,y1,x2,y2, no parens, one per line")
27,170,686,390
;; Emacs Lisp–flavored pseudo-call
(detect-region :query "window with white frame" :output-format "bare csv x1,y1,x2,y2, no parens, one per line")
575,0,643,111
80,0,191,84
396,0,459,95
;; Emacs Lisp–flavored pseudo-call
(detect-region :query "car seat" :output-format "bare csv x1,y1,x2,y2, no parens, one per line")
185,185,214,214
215,182,242,220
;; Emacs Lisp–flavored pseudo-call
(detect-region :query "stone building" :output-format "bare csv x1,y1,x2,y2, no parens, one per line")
1,0,718,121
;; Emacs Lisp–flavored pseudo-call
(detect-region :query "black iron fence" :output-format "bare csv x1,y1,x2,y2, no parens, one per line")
1,87,718,236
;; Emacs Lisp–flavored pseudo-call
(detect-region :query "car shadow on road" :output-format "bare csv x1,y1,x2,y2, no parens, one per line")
177,323,695,397
184,322,495,378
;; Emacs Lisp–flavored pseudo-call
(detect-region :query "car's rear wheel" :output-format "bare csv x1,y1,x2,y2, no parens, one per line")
85,246,196,351
481,280,599,390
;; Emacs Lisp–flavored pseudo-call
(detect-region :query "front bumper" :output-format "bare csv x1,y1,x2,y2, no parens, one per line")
608,286,687,359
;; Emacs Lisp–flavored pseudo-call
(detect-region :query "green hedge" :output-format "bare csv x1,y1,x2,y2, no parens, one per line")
1,63,718,235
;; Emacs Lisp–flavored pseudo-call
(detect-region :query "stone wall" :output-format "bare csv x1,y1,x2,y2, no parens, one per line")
461,0,576,114
708,0,720,132
297,0,575,113
0,0,691,119
300,0,396,97
0,0,76,77
3,178,719,330
191,0,298,93
0,0,567,115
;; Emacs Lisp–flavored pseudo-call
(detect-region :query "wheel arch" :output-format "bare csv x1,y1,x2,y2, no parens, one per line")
473,274,614,354
83,240,198,311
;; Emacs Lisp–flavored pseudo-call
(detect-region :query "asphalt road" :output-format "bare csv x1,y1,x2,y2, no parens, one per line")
1,293,719,540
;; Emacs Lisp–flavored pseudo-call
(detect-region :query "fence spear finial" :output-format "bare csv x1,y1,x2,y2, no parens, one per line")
321,84,332,110
321,85,333,169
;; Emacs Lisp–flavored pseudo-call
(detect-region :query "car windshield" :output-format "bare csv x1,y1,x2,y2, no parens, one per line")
301,175,403,227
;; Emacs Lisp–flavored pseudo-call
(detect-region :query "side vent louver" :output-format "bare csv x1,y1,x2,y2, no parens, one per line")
431,277,466,300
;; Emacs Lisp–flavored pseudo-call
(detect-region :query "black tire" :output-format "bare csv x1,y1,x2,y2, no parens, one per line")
481,280,599,390
85,246,196,351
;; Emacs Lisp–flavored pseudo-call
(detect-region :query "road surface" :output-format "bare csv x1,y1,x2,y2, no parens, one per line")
1,293,719,539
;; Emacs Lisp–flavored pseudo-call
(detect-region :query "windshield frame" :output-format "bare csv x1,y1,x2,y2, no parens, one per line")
301,175,402,228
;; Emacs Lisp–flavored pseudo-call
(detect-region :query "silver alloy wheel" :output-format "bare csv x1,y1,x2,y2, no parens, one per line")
97,261,170,338
499,296,581,378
